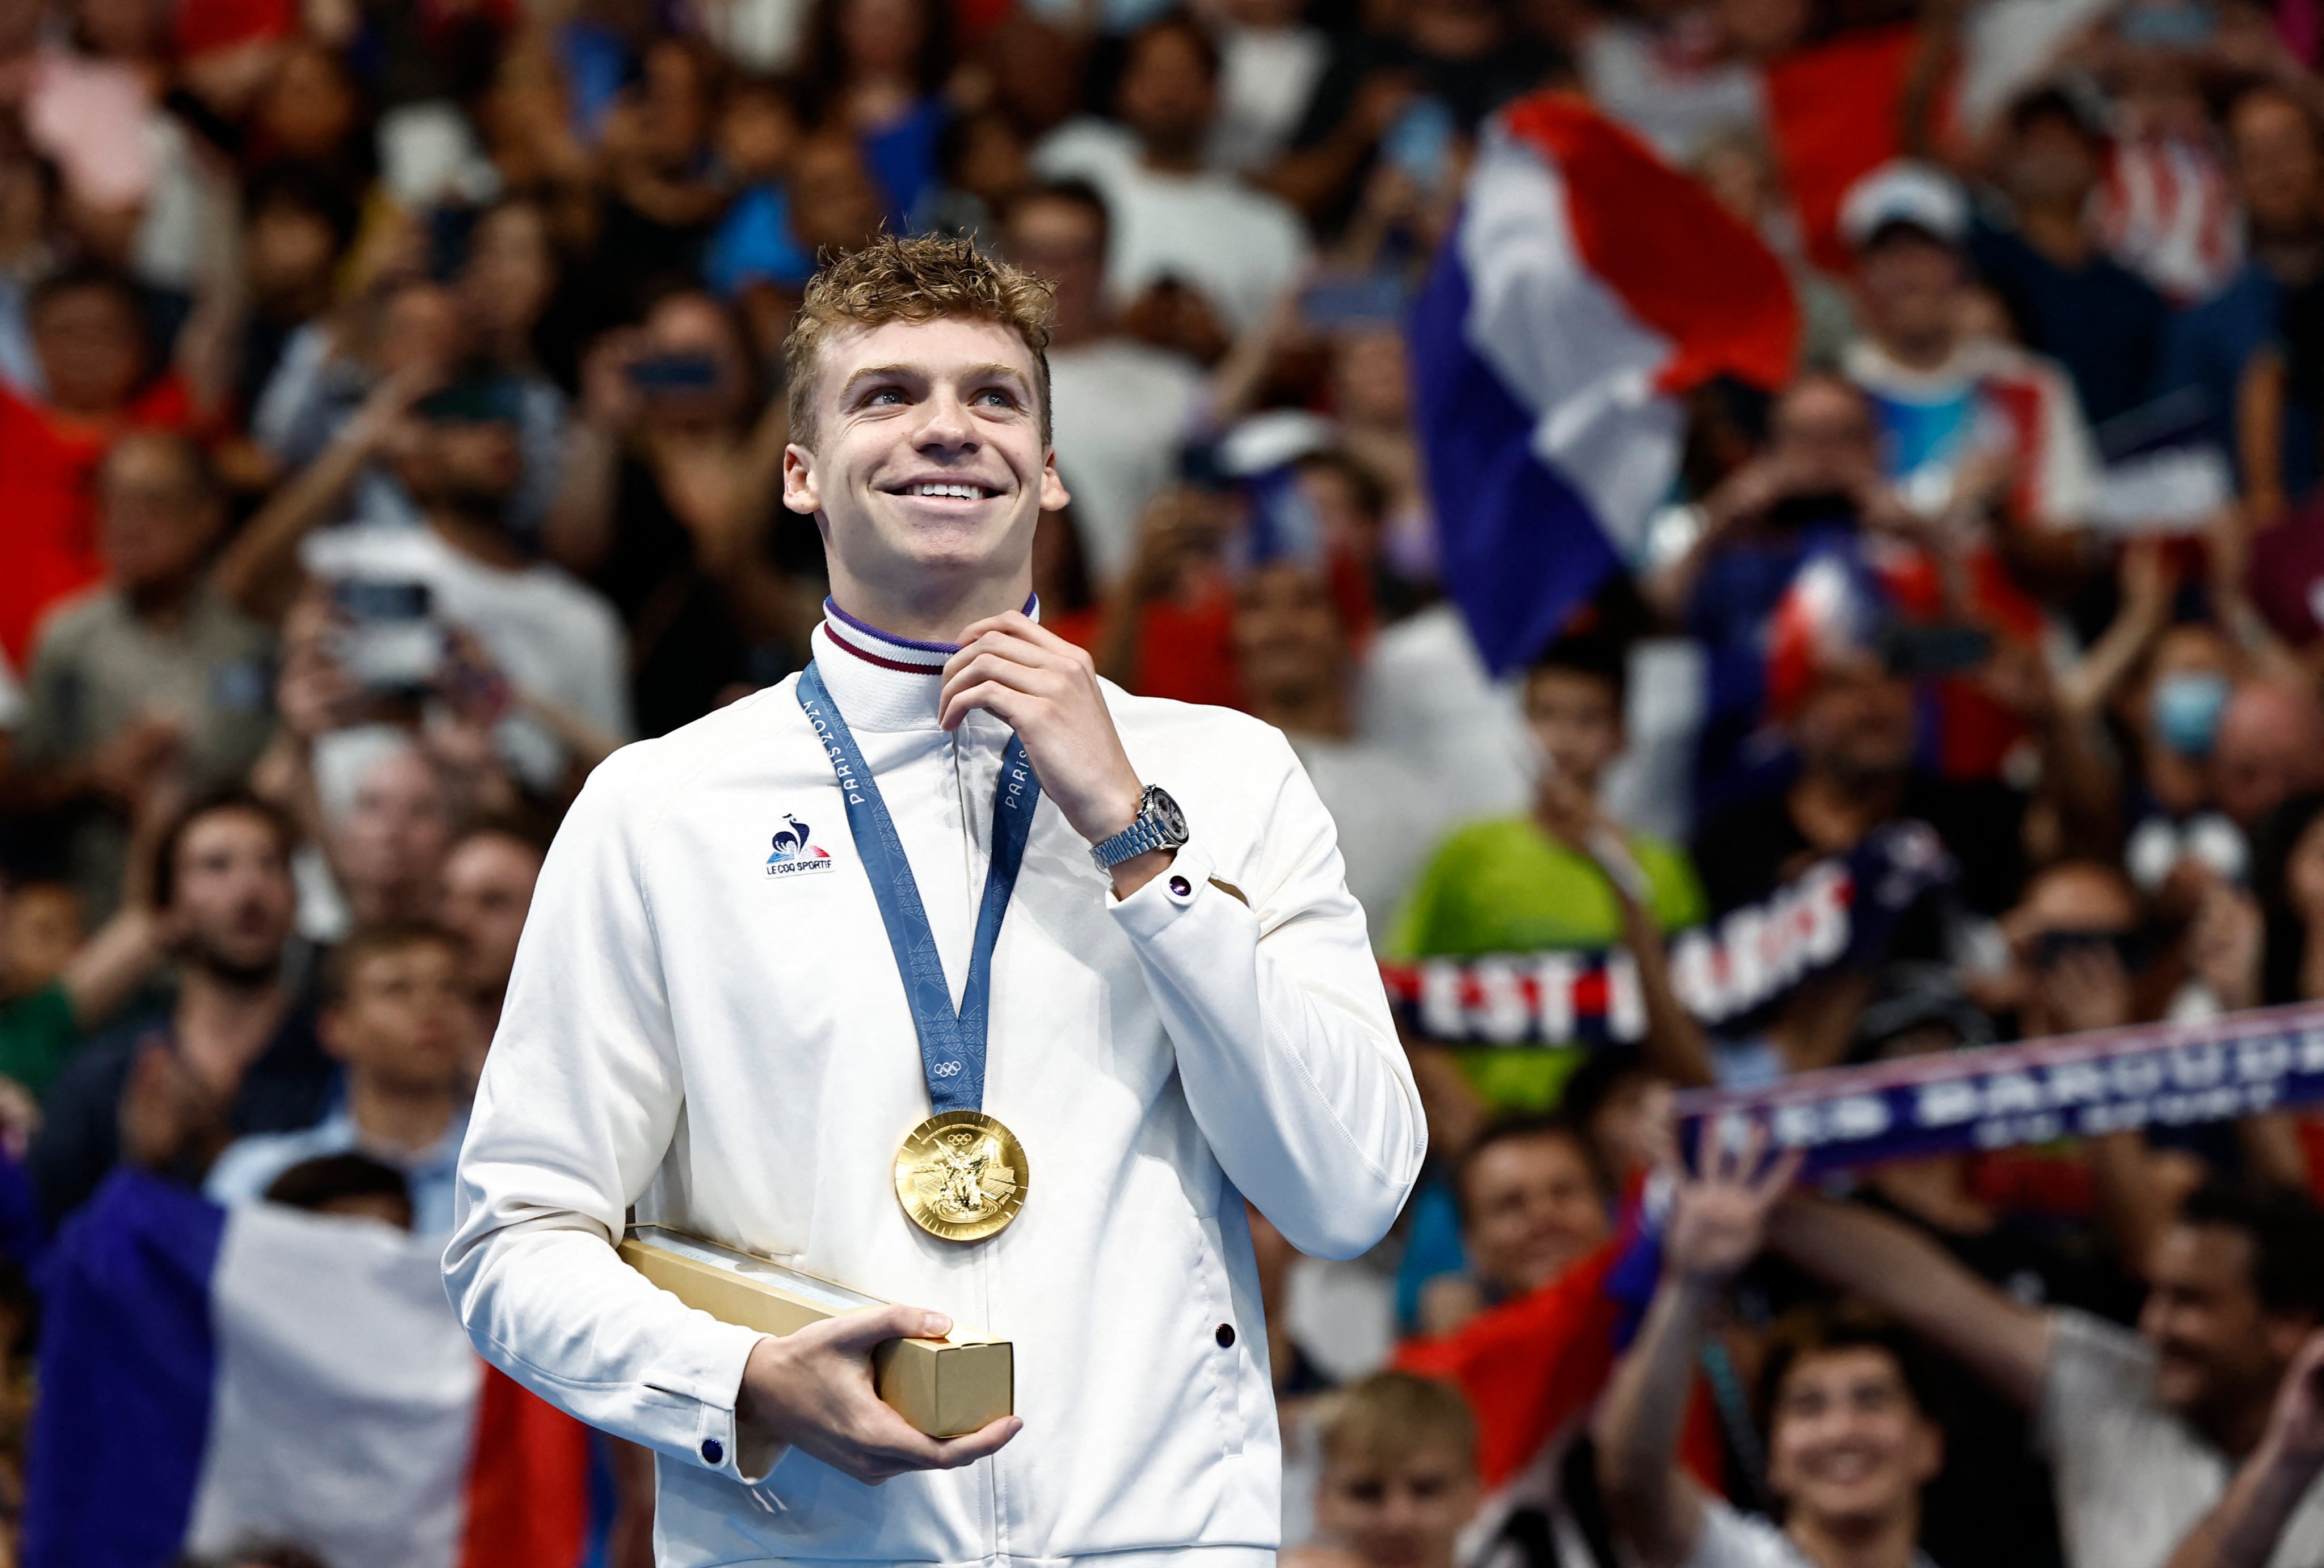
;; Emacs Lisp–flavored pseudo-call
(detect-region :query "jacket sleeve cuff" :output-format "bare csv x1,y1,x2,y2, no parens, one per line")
1107,841,1243,934
655,1322,788,1483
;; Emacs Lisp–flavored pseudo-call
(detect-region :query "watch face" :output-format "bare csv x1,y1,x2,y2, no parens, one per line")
1146,786,1189,842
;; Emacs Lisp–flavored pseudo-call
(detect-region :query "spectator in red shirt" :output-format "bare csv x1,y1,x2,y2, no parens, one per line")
0,261,192,665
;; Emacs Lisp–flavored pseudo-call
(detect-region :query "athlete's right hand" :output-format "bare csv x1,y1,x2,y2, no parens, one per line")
735,1304,1022,1483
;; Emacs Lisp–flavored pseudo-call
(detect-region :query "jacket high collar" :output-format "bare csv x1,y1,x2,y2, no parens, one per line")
811,595,1038,733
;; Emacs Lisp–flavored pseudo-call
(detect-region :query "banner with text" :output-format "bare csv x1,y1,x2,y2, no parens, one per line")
1674,999,2324,1174
1380,821,1956,1044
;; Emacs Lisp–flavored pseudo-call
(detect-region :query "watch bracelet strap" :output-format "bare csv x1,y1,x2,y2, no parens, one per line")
1091,812,1167,870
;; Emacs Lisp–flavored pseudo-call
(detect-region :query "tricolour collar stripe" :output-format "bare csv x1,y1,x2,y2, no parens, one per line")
820,595,1041,674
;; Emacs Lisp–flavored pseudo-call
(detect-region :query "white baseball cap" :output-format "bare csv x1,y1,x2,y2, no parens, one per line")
1839,161,1969,250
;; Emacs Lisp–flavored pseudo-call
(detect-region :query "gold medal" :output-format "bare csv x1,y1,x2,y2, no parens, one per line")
894,1110,1029,1241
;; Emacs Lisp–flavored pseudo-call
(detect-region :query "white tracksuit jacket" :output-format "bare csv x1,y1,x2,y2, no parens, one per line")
443,609,1427,1567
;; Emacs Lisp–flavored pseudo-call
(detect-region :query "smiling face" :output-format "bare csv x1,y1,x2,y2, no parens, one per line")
1459,1129,1609,1297
2137,1223,2306,1423
1765,1346,1941,1533
783,315,1067,623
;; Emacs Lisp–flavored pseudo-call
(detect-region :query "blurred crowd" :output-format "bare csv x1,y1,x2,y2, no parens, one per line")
12,0,2324,1561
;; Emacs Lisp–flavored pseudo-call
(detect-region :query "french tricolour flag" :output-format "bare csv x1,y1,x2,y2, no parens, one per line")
1411,92,1800,672
26,1170,590,1568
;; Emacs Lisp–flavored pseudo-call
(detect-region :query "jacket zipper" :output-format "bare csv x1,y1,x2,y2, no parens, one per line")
950,727,973,896
950,727,1008,1558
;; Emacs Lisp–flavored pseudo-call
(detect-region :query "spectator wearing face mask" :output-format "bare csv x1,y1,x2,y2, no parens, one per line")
2138,633,2238,850
207,921,471,1236
2060,540,2251,903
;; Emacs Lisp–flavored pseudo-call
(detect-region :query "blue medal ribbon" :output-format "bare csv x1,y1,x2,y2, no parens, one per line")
796,662,1041,1113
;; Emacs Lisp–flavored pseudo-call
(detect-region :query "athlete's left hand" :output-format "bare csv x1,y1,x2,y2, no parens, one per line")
938,610,1146,849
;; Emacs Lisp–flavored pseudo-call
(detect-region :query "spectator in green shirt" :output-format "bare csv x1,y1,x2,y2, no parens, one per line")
0,830,171,1102
1388,631,1710,1121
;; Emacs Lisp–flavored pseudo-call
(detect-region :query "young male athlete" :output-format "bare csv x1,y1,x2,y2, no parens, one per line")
444,235,1425,1562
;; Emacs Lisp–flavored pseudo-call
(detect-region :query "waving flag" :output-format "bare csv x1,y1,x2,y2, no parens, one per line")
26,1170,591,1568
1411,93,1799,672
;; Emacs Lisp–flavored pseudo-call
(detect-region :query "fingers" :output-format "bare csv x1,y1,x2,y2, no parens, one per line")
1712,1116,1766,1185
1754,1145,1807,1200
939,651,1062,707
937,677,1037,735
858,1413,1024,1481
824,1301,953,1354
929,1414,1024,1467
1693,1115,1795,1191
938,621,1091,731
944,614,1091,676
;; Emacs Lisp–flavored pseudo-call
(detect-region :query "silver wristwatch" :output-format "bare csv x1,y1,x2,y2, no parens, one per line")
1089,785,1190,870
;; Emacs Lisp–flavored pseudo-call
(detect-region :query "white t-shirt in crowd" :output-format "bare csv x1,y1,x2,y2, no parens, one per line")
1686,1497,1941,1568
1288,732,1449,947
300,522,631,789
1210,23,1331,172
1033,119,1311,332
2037,1308,2324,1568
1357,603,1533,824
1842,335,2100,529
1579,22,1764,163
1047,336,1205,583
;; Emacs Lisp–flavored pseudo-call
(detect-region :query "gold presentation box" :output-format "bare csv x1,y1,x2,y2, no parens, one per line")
617,1224,1014,1439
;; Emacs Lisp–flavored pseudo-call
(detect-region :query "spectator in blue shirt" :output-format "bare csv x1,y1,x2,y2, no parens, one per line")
206,920,474,1236
2157,82,2324,495
1968,87,2171,435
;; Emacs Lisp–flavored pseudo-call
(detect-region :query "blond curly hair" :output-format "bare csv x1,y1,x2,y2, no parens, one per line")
784,234,1058,450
